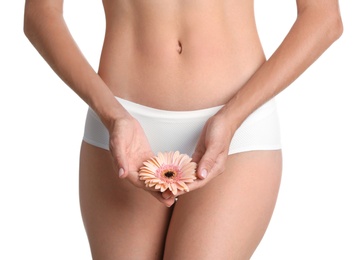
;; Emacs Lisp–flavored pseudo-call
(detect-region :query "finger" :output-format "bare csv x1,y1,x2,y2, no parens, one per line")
173,176,207,197
127,170,147,189
191,146,205,164
195,148,217,180
114,154,129,179
191,142,210,179
109,139,129,179
162,189,173,200
150,191,176,207
126,171,176,207
128,170,166,192
173,153,226,197
201,151,227,178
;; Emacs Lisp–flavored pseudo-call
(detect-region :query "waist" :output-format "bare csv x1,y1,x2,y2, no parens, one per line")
98,6,265,110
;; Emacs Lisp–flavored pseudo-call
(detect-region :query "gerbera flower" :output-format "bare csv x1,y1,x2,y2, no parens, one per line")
139,151,197,195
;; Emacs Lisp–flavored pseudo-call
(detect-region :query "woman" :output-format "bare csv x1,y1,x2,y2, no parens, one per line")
24,0,343,259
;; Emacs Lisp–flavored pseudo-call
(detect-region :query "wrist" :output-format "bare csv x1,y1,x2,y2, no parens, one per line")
87,89,131,130
212,109,239,140
216,102,246,134
218,87,267,133
96,102,132,130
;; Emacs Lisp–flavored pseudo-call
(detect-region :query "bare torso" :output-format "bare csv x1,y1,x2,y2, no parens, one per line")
99,0,265,110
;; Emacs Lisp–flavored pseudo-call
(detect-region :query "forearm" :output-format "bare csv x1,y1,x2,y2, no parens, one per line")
23,1,127,128
220,1,343,133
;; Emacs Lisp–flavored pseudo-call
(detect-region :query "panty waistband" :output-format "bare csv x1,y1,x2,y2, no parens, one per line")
115,96,277,125
115,97,224,120
83,96,280,154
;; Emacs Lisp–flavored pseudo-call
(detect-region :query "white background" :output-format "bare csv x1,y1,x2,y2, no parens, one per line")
1,1,357,259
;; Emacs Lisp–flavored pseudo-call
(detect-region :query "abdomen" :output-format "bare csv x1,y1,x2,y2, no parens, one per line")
99,0,265,110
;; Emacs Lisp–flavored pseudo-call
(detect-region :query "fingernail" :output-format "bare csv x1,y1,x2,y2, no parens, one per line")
162,190,174,200
165,201,174,208
118,168,124,178
162,193,171,200
201,169,208,179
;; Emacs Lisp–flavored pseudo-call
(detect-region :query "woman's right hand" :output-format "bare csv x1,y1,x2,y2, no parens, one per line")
108,115,177,207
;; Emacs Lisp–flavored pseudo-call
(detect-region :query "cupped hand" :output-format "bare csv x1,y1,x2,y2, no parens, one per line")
108,115,176,207
162,113,235,199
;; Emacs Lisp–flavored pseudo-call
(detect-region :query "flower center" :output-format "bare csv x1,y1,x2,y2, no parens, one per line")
164,171,175,178
157,165,180,181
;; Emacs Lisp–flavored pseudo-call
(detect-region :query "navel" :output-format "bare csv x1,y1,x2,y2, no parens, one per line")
177,40,183,54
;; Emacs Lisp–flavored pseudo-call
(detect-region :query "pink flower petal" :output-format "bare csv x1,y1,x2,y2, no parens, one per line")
139,151,197,194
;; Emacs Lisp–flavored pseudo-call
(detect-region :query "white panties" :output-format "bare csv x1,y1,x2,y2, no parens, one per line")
83,97,281,155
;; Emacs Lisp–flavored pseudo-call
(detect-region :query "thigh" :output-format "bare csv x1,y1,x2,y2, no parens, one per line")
79,141,172,260
164,150,282,260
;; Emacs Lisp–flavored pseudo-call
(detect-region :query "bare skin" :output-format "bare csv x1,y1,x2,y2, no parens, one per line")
24,0,343,259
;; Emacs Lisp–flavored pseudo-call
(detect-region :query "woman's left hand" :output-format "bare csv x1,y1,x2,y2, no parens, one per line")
162,112,235,199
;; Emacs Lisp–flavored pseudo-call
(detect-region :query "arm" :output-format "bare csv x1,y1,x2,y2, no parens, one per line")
170,0,343,196
220,0,343,131
23,0,126,127
24,0,175,206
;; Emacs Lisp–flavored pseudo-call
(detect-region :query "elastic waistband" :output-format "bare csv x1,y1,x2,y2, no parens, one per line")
115,96,277,124
115,96,224,120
